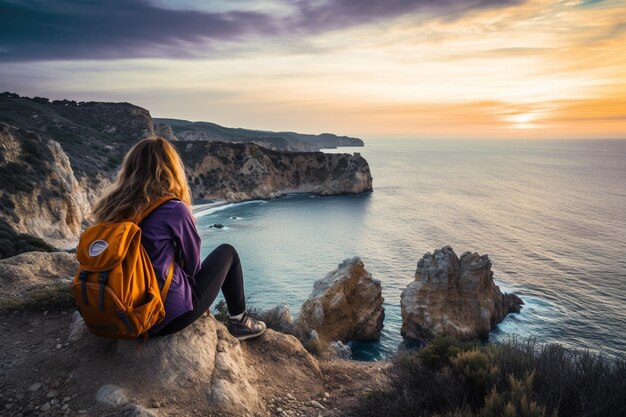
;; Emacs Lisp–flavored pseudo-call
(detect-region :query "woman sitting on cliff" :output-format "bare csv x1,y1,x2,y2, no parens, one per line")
89,136,266,339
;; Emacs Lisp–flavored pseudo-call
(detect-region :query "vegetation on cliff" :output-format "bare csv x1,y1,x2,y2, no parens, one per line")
352,336,626,417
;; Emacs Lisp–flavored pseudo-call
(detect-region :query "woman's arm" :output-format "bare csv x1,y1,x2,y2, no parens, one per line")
169,201,202,278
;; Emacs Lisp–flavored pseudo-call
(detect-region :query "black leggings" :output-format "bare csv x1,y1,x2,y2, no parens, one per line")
153,243,246,336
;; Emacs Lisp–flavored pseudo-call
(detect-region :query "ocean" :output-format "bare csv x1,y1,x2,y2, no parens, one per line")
194,138,626,360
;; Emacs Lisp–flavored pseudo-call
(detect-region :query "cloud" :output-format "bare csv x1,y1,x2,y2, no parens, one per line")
0,0,278,61
0,0,523,62
289,0,524,31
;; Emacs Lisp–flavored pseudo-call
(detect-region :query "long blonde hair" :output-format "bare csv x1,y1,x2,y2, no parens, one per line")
91,136,192,223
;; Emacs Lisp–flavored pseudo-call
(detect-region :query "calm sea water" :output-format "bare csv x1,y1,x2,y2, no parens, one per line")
195,139,626,360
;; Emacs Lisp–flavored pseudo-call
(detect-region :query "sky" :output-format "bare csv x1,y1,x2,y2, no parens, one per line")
1,0,625,140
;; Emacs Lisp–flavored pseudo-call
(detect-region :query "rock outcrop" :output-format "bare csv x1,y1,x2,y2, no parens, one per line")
0,251,76,309
297,257,384,345
254,304,296,334
400,246,523,341
177,141,373,202
22,311,327,416
154,122,178,142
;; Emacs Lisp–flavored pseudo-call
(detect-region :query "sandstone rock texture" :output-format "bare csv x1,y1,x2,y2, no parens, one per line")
297,257,384,345
401,246,523,341
0,124,90,252
178,141,373,202
66,314,322,416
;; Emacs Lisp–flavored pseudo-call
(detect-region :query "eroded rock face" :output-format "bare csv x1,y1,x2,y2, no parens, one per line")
297,257,384,345
400,246,523,341
176,141,373,202
154,123,178,142
0,124,90,252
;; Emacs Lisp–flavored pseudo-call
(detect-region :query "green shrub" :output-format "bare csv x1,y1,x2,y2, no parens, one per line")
349,337,626,417
418,336,463,368
451,349,500,408
212,299,229,323
416,336,481,368
478,372,552,417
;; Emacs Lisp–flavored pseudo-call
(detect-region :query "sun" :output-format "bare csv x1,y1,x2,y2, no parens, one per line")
506,113,543,129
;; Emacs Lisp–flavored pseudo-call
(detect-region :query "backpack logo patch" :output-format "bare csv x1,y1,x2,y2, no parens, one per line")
89,240,108,257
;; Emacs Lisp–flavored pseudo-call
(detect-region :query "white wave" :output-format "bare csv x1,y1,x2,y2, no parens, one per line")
193,199,265,219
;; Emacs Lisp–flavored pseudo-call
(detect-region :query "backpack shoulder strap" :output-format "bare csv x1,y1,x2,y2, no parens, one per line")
134,195,178,224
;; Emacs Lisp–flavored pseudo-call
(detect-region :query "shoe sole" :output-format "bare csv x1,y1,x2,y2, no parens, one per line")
233,327,267,341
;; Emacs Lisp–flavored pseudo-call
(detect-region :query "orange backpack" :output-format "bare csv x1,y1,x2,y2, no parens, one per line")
72,195,176,339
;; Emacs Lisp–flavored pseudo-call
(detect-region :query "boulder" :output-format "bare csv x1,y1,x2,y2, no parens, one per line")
253,304,295,334
400,246,523,341
69,314,322,416
323,341,352,360
297,257,384,345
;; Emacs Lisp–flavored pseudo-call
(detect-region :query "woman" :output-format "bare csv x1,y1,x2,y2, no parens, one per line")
90,136,266,340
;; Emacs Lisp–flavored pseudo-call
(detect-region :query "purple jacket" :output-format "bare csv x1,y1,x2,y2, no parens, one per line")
139,199,201,333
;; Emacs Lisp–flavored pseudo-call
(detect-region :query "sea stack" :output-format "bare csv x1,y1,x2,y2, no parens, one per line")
297,257,384,345
400,246,523,341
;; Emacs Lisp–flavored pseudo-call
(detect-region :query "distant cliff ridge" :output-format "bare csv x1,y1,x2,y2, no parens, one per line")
155,117,364,152
0,93,372,257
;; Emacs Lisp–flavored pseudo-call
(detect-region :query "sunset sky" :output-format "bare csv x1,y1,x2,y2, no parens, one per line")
1,0,625,140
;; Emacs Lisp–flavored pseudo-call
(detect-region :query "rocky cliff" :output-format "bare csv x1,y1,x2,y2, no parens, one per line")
177,141,372,201
0,93,372,257
0,124,90,252
400,246,523,341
